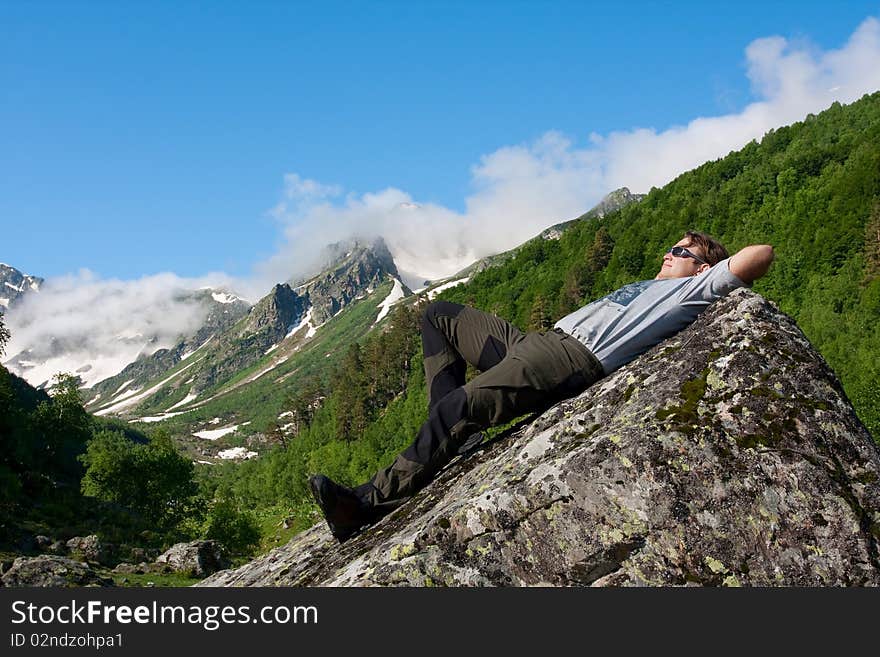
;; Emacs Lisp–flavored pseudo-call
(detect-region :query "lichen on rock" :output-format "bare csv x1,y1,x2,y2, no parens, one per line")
1,556,112,587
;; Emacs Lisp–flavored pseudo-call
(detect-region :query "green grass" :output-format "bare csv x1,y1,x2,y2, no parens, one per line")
251,505,322,553
108,570,203,587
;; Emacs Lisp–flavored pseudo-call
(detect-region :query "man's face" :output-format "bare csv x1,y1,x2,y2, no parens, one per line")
655,237,710,280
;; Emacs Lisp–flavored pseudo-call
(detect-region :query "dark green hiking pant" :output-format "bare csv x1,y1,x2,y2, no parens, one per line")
357,301,604,514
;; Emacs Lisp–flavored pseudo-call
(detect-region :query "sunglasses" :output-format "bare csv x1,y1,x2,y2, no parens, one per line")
667,245,708,265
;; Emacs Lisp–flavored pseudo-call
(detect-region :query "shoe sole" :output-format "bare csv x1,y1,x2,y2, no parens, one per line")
308,475,363,544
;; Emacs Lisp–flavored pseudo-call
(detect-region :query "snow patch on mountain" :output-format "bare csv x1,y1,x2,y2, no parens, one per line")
104,383,145,407
248,360,283,383
306,317,325,338
136,410,190,423
193,421,250,441
427,277,470,300
286,308,313,338
211,291,242,304
265,310,314,354
181,336,214,361
218,447,258,460
375,277,405,324
94,359,201,416
193,426,239,440
113,379,135,396
167,392,198,411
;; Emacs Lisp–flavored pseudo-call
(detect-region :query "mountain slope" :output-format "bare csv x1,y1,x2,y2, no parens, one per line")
82,237,410,461
422,187,643,294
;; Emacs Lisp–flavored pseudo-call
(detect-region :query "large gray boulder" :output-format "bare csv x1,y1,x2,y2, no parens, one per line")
66,535,112,565
1,556,112,587
200,289,880,587
156,540,229,577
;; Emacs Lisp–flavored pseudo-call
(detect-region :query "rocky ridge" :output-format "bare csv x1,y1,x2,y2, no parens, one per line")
539,187,646,240
447,188,644,284
585,187,646,219
200,289,880,586
0,263,42,313
296,237,403,325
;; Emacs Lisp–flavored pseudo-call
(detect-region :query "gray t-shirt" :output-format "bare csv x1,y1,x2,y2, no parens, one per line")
554,258,747,374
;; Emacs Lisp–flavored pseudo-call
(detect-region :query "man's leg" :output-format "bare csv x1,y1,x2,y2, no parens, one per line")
420,301,525,409
421,300,526,455
309,301,525,542
310,317,603,542
363,329,603,514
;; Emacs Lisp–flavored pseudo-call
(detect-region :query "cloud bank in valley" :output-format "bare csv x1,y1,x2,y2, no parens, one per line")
4,17,879,387
263,17,880,288
3,269,236,388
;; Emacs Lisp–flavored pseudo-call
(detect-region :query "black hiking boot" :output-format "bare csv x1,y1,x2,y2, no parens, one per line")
308,474,377,544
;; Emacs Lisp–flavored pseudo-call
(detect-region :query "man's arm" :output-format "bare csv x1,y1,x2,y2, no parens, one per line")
728,244,775,284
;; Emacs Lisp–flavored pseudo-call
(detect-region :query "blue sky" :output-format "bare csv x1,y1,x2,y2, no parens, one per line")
3,1,880,283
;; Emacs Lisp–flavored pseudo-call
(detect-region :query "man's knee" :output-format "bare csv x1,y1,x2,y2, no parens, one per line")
422,302,466,358
422,301,464,331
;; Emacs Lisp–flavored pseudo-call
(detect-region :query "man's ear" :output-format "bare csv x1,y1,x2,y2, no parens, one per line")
695,263,711,275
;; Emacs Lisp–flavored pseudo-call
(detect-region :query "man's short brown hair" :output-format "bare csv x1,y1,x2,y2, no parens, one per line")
683,231,729,266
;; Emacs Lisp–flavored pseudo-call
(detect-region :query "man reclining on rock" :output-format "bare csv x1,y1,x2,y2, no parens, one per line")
310,231,775,543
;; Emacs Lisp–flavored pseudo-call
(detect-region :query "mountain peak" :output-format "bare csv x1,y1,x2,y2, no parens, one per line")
534,188,645,242
0,263,43,312
305,236,397,280
295,236,400,325
589,187,645,218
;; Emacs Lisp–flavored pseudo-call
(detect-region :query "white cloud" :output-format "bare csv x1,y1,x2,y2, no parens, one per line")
602,17,880,192
264,16,880,284
3,270,236,387
256,134,607,288
268,173,343,220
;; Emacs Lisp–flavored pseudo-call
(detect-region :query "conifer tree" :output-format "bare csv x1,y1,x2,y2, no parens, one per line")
529,294,552,331
0,314,9,357
559,225,615,314
865,199,880,280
